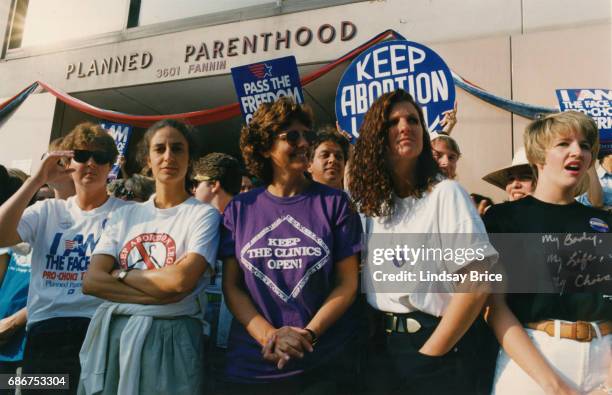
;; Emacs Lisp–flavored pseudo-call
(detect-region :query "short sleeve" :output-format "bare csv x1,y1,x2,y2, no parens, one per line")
17,200,46,245
332,193,363,263
435,181,498,272
93,208,123,258
483,204,504,233
187,205,221,264
219,201,237,259
0,247,9,256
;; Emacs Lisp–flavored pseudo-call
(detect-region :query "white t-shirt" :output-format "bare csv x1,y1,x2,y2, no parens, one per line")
94,196,221,304
17,196,129,328
364,179,498,317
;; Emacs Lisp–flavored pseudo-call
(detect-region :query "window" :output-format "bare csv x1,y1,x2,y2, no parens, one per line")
10,0,129,49
137,0,275,26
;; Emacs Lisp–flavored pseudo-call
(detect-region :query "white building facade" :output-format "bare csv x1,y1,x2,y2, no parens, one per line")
0,0,610,200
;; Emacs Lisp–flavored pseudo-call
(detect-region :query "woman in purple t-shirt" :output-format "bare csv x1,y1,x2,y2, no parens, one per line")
220,97,363,393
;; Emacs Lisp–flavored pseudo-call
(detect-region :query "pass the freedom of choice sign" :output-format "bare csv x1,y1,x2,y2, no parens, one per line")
556,89,612,155
336,40,456,140
231,55,304,124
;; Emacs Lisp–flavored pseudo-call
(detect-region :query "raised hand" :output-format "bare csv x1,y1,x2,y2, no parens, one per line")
33,151,75,186
440,100,458,135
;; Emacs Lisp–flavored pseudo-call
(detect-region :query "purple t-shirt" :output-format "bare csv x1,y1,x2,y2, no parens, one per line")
220,182,362,383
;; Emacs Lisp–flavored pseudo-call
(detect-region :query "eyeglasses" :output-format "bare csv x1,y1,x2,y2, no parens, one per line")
277,130,316,145
73,150,113,165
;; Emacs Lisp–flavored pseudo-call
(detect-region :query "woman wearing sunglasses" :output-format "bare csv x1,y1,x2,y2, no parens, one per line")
220,97,362,394
350,90,498,394
79,119,220,395
0,122,128,395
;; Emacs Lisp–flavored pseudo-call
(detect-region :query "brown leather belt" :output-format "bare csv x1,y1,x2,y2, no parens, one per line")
526,320,612,342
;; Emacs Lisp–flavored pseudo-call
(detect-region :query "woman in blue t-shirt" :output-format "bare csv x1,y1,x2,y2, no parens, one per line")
220,97,363,394
0,166,29,385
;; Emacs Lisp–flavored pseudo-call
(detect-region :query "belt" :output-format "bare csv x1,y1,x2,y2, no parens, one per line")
526,320,612,342
383,312,440,334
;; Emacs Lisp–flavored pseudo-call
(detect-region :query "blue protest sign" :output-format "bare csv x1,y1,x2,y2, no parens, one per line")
556,89,612,155
100,121,132,180
336,40,455,141
231,56,304,124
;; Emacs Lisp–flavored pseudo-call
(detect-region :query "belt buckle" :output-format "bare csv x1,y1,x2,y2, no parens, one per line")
575,321,593,342
405,318,421,334
385,314,398,333
385,314,421,334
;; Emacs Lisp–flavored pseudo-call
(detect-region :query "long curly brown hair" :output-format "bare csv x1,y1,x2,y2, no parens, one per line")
240,97,313,185
349,90,440,217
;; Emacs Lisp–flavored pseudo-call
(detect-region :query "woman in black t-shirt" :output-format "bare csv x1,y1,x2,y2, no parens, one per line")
484,111,611,395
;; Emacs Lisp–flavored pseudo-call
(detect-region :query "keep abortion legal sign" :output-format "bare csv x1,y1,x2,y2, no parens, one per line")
335,40,456,141
556,89,612,155
231,56,304,124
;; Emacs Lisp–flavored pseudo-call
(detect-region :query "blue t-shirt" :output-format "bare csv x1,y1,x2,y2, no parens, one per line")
220,182,362,383
0,245,31,362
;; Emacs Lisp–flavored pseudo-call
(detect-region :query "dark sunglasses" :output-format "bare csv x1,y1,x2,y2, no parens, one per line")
73,150,113,165
277,130,316,145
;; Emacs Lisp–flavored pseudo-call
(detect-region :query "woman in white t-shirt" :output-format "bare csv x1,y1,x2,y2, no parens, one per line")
349,89,498,395
0,122,127,395
80,120,220,395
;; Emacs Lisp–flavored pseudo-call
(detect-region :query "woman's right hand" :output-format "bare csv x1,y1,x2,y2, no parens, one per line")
261,326,313,369
33,151,75,186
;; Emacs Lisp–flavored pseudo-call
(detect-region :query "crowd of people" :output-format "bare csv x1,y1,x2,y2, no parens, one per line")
0,90,610,395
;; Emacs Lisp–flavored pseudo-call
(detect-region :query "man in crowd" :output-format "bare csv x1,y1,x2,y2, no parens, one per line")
192,153,242,213
191,152,242,353
308,127,350,190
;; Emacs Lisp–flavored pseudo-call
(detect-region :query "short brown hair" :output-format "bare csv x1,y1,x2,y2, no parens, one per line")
61,122,119,164
309,126,350,162
240,97,313,184
193,153,242,196
524,111,599,176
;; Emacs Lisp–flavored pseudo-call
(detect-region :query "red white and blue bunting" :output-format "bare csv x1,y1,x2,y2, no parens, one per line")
0,30,558,128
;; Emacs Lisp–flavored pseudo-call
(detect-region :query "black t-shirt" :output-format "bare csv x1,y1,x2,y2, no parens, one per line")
483,195,612,323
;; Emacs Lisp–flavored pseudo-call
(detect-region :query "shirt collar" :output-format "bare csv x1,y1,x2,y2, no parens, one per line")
596,166,611,179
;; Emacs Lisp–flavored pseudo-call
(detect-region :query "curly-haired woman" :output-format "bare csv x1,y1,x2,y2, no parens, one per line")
350,89,498,394
220,97,363,394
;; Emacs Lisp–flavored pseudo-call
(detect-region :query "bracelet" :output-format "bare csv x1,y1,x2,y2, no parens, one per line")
599,383,612,395
305,328,318,346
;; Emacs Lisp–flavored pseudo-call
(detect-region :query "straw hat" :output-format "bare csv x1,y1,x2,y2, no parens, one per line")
482,148,532,190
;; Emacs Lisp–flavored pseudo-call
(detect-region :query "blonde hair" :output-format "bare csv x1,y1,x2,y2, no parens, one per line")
431,134,461,156
524,111,599,176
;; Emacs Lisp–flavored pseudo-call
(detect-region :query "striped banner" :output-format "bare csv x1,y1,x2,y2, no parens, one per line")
0,30,559,129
